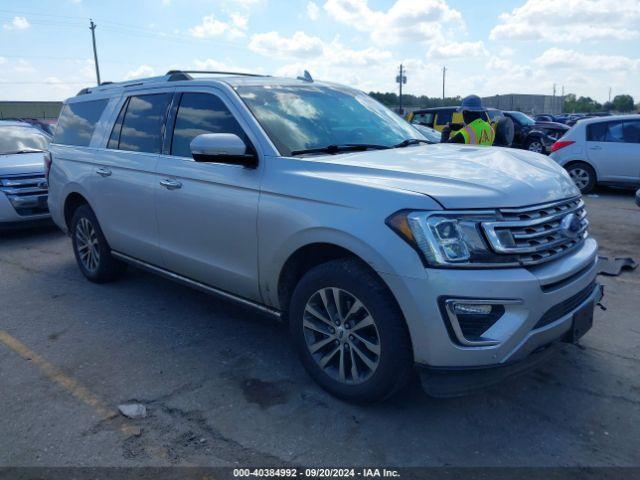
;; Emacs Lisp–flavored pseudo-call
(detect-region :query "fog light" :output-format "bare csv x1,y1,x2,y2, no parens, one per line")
452,303,493,315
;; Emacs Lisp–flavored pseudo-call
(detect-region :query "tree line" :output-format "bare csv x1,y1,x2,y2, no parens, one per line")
369,91,638,114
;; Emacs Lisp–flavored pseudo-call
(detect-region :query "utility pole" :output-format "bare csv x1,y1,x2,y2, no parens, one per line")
396,64,406,114
442,66,446,101
608,87,612,103
552,83,556,96
89,19,101,85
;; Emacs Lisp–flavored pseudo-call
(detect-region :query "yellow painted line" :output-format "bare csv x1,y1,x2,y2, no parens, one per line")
0,330,118,420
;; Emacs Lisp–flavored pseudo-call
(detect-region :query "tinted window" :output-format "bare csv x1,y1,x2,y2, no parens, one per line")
623,121,640,143
588,121,625,143
53,99,108,146
117,93,171,153
171,93,247,158
0,125,50,155
436,110,453,124
586,122,607,141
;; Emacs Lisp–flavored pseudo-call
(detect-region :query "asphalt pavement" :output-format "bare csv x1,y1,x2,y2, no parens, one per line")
0,188,638,467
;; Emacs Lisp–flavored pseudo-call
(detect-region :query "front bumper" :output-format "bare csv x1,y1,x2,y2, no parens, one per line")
379,237,599,369
0,192,51,226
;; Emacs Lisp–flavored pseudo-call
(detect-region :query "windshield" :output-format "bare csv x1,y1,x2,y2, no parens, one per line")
508,111,536,125
236,84,425,156
0,125,50,155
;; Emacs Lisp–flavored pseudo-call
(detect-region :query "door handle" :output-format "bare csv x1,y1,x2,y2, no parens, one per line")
589,145,602,150
160,179,182,190
96,167,112,177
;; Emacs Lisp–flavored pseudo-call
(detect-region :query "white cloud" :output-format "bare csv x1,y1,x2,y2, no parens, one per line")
189,14,245,39
3,16,30,30
427,41,488,60
124,65,156,80
307,1,320,20
249,31,325,59
323,0,462,44
14,59,35,73
533,48,640,72
0,57,6,65
490,0,640,42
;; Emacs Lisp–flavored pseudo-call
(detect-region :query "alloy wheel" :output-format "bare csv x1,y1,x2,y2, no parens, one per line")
568,167,590,191
75,217,100,273
302,287,380,385
528,141,544,153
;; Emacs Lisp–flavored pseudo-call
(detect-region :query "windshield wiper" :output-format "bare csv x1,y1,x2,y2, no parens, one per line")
290,144,390,156
393,138,432,148
1,149,44,155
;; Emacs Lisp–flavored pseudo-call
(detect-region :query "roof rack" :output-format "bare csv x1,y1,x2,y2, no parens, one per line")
75,69,271,96
166,70,270,80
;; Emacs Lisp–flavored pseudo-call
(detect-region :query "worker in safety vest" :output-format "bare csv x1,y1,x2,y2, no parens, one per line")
441,95,495,146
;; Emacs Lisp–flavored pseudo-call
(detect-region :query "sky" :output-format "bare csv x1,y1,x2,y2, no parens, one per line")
1,0,639,102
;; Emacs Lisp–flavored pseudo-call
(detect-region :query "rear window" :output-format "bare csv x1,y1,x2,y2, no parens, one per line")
53,99,108,146
436,110,453,125
109,93,171,153
411,112,434,126
623,121,640,143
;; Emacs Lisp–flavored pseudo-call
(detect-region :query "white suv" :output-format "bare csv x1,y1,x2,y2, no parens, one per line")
47,71,602,402
550,114,640,193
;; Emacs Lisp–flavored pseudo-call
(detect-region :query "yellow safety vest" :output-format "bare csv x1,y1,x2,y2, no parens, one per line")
451,118,495,146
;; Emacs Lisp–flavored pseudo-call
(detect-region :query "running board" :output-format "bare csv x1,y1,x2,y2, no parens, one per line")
111,251,281,319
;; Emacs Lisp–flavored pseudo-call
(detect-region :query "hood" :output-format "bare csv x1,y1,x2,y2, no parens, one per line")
311,143,579,209
0,152,46,177
534,121,570,132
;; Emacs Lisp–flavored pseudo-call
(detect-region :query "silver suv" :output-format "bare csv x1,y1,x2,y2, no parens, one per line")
47,71,602,402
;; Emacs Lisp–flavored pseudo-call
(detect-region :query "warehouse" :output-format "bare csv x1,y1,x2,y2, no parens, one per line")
481,94,564,115
0,100,62,120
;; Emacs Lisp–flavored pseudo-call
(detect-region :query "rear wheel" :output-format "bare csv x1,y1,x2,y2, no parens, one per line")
71,204,125,283
566,162,596,193
289,258,412,403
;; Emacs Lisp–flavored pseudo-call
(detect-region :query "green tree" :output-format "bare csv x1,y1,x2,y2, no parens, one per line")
612,94,634,112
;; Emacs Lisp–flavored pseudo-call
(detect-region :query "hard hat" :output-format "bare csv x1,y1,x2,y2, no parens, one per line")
458,95,485,112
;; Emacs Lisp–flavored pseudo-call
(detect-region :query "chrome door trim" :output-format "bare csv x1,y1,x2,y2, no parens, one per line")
110,250,281,318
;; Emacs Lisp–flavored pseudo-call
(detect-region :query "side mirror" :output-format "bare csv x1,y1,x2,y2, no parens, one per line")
189,133,257,168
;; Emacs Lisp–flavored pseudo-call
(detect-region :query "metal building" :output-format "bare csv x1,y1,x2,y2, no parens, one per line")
0,101,62,120
481,94,564,115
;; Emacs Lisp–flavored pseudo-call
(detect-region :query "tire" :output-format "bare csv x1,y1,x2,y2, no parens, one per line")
289,258,413,403
566,162,596,194
70,204,125,283
526,138,545,154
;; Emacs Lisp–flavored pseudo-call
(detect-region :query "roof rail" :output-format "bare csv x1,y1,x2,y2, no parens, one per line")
166,69,270,79
74,69,270,96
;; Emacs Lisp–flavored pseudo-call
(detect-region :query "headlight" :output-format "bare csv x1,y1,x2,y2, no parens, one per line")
386,210,519,268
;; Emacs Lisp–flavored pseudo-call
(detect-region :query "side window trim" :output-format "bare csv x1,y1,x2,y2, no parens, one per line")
107,97,130,150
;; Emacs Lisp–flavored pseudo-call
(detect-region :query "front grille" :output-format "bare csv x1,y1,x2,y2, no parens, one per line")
0,173,49,216
534,282,597,329
482,197,588,266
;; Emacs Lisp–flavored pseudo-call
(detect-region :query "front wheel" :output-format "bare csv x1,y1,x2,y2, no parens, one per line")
289,259,413,403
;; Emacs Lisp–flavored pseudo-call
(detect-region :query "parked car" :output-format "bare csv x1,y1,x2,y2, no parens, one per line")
48,71,601,402
636,188,640,207
534,114,555,122
503,111,569,154
550,115,640,193
0,121,51,228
